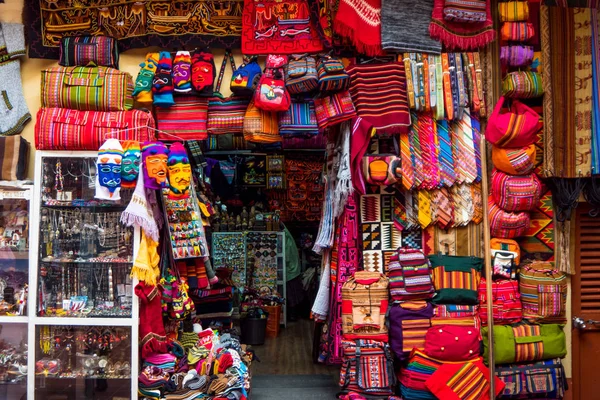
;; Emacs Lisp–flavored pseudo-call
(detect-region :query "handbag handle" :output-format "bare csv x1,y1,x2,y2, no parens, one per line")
214,50,237,96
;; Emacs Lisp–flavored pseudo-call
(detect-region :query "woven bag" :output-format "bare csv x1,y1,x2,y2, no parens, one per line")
35,108,155,150
492,144,536,175
520,261,568,323
278,100,319,138
428,255,482,305
314,91,357,132
207,51,250,135
155,96,208,141
317,56,350,93
285,54,318,94
387,248,435,301
59,36,119,69
490,238,521,264
500,45,534,68
500,22,536,42
491,169,542,212
496,359,567,399
243,100,280,144
502,71,544,99
388,301,434,361
478,278,522,326
486,96,541,147
41,66,134,111
339,340,395,397
488,196,530,239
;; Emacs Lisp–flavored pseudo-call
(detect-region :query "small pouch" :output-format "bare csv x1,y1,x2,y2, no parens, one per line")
500,22,536,42
59,36,119,68
500,45,534,68
424,325,481,361
498,1,529,22
502,71,544,99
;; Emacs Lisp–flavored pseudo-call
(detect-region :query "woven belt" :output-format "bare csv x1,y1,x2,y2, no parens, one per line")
441,53,454,121
473,52,486,118
403,53,416,110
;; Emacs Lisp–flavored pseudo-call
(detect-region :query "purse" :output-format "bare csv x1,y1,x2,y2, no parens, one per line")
481,323,566,365
313,91,357,132
278,99,319,138
316,55,350,93
498,1,529,22
207,51,250,135
428,254,482,305
0,136,29,180
492,144,537,175
340,339,395,397
155,96,208,141
486,96,541,147
495,359,568,399
35,108,155,150
361,155,401,186
285,54,319,94
254,68,291,112
424,325,481,361
388,301,434,361
230,56,262,96
478,278,522,325
243,100,281,144
41,66,134,111
502,71,544,99
59,36,119,68
520,261,568,323
491,169,542,212
500,45,534,68
500,22,535,42
488,196,531,239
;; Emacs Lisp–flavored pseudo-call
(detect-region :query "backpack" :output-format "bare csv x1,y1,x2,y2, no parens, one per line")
519,261,568,323
491,238,520,279
428,254,483,305
339,339,395,397
317,55,350,93
341,271,389,341
254,69,291,112
285,54,318,94
387,301,433,361
491,169,542,212
478,278,522,325
495,359,567,399
388,248,435,301
230,57,262,96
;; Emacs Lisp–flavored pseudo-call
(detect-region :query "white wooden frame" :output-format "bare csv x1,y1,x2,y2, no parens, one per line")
27,151,140,400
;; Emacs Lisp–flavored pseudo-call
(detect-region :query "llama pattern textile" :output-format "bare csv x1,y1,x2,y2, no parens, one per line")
381,0,442,54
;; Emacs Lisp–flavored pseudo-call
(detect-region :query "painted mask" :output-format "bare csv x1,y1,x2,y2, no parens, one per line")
142,141,169,190
95,139,123,201
121,141,141,189
167,142,191,198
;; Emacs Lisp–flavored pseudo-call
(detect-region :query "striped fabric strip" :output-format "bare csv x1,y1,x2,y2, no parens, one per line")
437,120,456,187
471,115,482,182
401,319,431,352
400,129,415,190
448,53,461,120
403,54,416,110
156,96,208,141
432,267,480,292
418,113,441,189
513,324,544,362
410,111,425,188
588,11,600,174
446,362,489,400
442,53,454,120
279,100,319,137
453,109,477,184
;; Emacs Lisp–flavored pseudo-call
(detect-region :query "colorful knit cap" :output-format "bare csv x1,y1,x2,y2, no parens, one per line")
167,142,191,198
173,51,192,93
95,139,123,201
121,140,141,189
142,141,169,190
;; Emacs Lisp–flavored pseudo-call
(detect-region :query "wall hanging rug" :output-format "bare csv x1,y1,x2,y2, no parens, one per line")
429,0,495,50
380,0,441,54
241,0,324,54
346,63,411,135
517,188,555,263
23,0,243,59
0,136,29,180
334,0,382,56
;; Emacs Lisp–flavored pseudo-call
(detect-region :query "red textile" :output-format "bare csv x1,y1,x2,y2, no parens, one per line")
242,0,324,55
334,0,383,56
135,282,168,358
350,117,375,195
425,359,505,400
429,0,496,50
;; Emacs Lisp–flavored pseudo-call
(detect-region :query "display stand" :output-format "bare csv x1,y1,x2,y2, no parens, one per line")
27,151,140,400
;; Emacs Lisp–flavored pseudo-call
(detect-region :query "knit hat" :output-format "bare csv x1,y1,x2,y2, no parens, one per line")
218,352,234,373
167,142,191,199
0,61,30,136
191,52,215,93
153,51,175,108
95,139,123,201
142,141,169,190
120,164,160,242
121,141,141,189
133,52,159,105
173,51,192,93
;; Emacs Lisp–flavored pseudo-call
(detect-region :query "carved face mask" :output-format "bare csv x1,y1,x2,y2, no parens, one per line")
167,142,191,198
121,141,141,189
95,139,123,201
142,141,169,190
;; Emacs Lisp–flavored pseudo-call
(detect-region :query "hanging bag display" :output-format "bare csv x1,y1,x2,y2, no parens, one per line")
486,96,542,148
478,278,522,325
341,271,389,341
285,54,319,95
339,339,395,397
492,144,537,175
313,91,357,132
428,254,482,305
58,36,119,69
388,301,434,361
242,99,280,144
519,261,568,323
317,55,350,93
387,248,435,301
491,169,542,212
481,323,567,365
207,50,250,135
488,196,531,239
41,66,134,111
230,56,262,96
495,359,568,399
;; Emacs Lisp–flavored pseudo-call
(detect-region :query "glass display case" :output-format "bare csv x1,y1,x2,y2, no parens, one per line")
30,151,139,399
0,323,27,399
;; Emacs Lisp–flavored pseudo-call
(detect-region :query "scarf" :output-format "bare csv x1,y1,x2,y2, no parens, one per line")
350,117,375,195
132,232,161,285
334,121,353,217
313,140,337,253
311,249,331,318
334,0,382,56
381,0,442,54
121,165,160,242
429,0,496,50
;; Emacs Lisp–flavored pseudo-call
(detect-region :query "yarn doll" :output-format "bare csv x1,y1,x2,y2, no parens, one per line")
191,51,215,94
135,281,168,358
121,140,141,189
167,142,191,199
133,52,158,106
95,139,123,201
173,51,192,93
142,142,169,190
152,51,175,108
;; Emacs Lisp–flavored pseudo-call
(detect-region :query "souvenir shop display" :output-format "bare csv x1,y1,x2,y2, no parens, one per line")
211,232,246,288
0,323,28,397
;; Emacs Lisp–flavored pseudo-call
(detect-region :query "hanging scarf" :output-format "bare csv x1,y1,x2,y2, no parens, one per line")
350,117,376,195
334,121,354,217
121,165,160,242
429,0,496,50
311,249,331,318
334,0,382,56
313,140,337,253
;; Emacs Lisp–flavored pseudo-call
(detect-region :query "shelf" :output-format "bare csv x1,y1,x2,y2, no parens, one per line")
40,259,132,265
0,316,28,323
0,250,29,260
31,317,134,326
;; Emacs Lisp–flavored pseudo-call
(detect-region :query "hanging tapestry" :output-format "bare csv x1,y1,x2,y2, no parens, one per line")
24,0,243,59
517,188,555,262
241,0,324,54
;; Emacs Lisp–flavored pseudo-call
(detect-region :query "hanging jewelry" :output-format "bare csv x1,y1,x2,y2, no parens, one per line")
108,266,114,302
40,326,51,354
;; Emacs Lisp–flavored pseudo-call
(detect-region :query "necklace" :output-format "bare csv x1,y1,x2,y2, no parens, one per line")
94,268,105,300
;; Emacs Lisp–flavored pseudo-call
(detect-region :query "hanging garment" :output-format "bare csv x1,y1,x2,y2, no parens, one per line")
0,61,30,136
381,0,442,54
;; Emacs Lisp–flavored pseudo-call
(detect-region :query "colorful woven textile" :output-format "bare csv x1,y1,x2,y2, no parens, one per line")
500,45,534,68
155,96,208,141
574,7,593,177
41,66,134,111
387,249,435,301
388,301,433,361
242,0,324,54
314,91,357,132
35,108,155,150
429,0,495,50
492,144,537,175
498,1,529,22
339,340,395,397
425,359,504,400
443,0,487,22
491,169,543,212
428,254,482,305
59,36,119,68
0,136,28,180
500,22,535,42
592,8,600,175
495,359,567,399
243,100,280,144
346,63,411,135
488,196,530,239
206,96,249,135
334,0,382,56
278,100,319,137
519,261,567,323
24,0,242,59
502,71,544,99
381,0,442,54
478,278,522,325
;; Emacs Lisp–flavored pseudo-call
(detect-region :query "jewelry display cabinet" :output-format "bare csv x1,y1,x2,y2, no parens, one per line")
29,151,140,399
0,183,33,400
